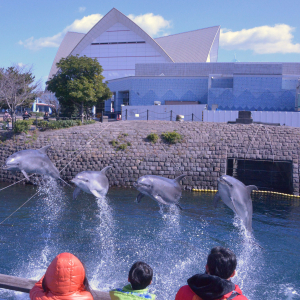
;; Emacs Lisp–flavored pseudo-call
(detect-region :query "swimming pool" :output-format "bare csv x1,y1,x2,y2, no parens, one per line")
0,181,299,300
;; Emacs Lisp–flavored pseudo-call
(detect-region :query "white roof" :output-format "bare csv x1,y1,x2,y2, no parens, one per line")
154,26,220,63
48,32,85,80
48,8,220,79
70,8,173,63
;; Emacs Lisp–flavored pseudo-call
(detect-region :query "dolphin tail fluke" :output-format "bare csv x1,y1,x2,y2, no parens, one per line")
174,174,186,183
135,193,144,203
21,170,30,181
100,166,113,174
175,203,183,210
73,187,82,200
38,145,51,154
213,191,221,208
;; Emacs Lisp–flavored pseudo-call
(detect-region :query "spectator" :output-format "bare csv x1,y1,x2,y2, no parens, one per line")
3,110,11,129
44,112,49,121
110,261,156,299
30,252,93,300
23,110,31,120
175,247,248,300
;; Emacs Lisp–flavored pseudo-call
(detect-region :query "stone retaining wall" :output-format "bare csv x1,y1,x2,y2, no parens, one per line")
0,121,299,194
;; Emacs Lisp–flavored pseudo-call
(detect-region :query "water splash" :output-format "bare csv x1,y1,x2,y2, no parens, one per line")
90,196,116,291
281,284,300,300
232,216,264,300
0,177,66,299
150,205,206,299
19,178,66,277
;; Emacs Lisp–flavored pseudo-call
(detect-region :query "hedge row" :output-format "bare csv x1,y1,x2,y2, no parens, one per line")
13,119,96,133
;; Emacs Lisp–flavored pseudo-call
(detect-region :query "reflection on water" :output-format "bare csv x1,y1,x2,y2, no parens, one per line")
0,184,299,300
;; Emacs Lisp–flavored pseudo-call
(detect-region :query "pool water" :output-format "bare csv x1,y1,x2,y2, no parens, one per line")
0,180,299,300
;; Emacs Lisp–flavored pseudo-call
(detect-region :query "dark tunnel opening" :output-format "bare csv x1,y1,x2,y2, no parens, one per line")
226,159,293,194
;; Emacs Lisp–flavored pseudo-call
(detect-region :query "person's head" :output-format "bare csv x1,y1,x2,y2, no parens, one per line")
42,253,91,294
206,247,237,279
128,261,153,290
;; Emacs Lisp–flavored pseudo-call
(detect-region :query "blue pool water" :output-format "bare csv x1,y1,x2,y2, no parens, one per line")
0,180,299,300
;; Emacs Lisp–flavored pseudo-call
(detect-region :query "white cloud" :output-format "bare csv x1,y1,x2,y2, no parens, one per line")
19,14,102,51
128,13,171,37
220,24,300,54
17,62,25,67
19,11,171,51
79,7,86,13
65,14,102,33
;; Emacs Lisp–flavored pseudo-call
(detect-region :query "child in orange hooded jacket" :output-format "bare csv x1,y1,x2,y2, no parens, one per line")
30,252,93,300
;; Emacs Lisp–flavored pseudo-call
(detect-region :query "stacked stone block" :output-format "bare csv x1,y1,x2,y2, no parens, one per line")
0,121,299,194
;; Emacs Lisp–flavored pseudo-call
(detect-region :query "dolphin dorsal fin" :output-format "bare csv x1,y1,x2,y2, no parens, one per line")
246,185,258,195
174,174,186,183
101,166,112,174
38,145,51,154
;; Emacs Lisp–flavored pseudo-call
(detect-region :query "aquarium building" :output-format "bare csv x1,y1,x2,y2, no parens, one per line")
49,8,300,113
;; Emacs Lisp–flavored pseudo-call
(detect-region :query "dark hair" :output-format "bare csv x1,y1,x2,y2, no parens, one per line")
128,261,153,290
207,246,237,279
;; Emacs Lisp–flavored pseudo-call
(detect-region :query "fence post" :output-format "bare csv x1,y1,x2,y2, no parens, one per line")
170,110,172,121
36,116,38,127
192,113,194,122
126,109,128,120
101,110,103,123
147,110,149,121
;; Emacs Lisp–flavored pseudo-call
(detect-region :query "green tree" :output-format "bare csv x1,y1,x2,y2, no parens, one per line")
0,65,40,128
46,55,112,121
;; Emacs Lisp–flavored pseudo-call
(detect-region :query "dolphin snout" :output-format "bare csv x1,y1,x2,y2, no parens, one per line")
219,176,233,187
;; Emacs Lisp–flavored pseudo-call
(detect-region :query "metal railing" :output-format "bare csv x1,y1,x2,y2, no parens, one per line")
122,109,203,122
0,273,110,300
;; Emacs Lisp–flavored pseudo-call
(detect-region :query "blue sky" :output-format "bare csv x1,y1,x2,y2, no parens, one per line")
1,0,299,88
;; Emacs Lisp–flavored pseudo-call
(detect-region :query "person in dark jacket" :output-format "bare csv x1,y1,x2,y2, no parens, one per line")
175,247,248,300
23,110,31,120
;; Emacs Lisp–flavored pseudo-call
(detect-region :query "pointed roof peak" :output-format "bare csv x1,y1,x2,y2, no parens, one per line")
69,8,173,62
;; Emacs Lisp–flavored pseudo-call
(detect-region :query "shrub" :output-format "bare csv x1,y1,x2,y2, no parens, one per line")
14,120,31,133
161,131,183,144
110,140,118,147
118,143,127,151
33,119,82,130
83,119,96,125
127,142,132,146
147,133,159,143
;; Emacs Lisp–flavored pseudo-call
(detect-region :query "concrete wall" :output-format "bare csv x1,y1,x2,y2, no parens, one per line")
0,121,299,195
107,76,208,110
107,62,300,112
203,110,300,127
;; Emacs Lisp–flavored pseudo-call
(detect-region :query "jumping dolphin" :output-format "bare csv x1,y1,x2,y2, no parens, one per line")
71,166,112,199
213,175,258,231
3,145,60,180
133,174,186,209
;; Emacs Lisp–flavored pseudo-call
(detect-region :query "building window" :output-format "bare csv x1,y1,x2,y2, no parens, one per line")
91,41,145,45
122,91,129,106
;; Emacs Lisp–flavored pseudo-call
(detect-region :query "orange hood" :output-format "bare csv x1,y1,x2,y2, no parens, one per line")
44,253,86,295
